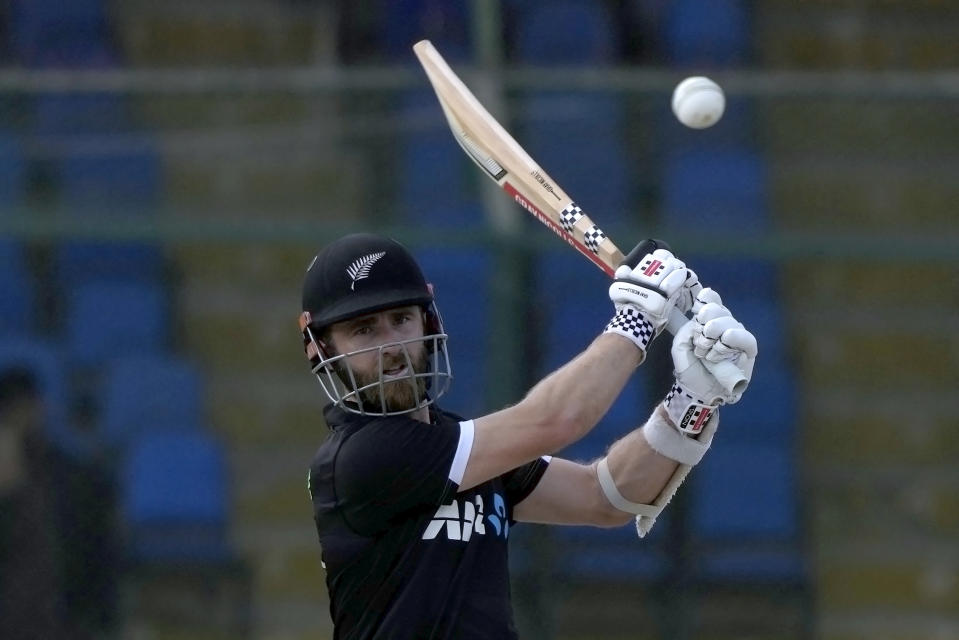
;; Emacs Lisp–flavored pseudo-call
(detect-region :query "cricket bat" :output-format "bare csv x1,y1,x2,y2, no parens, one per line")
413,40,746,396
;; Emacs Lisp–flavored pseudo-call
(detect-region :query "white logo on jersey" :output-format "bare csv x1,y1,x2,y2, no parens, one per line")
422,493,511,542
422,495,489,542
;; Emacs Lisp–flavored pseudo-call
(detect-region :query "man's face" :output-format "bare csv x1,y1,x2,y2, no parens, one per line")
327,305,430,413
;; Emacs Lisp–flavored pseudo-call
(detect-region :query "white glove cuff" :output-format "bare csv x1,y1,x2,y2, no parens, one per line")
604,306,656,356
643,404,712,466
663,380,720,436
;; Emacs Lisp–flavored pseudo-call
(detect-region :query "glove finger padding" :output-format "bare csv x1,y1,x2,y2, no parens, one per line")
673,268,703,315
692,287,723,313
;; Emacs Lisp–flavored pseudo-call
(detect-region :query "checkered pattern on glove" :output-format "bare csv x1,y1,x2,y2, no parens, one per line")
604,305,656,354
663,380,719,437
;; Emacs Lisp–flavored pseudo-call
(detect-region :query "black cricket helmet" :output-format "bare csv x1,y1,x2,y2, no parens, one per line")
298,233,451,415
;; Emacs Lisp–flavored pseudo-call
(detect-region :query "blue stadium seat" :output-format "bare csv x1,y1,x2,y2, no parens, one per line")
55,242,164,290
53,145,164,289
35,93,131,136
384,0,471,61
66,281,168,368
0,134,27,208
0,241,34,335
399,90,482,229
719,296,789,366
519,92,631,227
9,0,111,66
100,355,203,450
414,247,491,418
663,0,751,67
719,363,798,446
555,516,673,582
513,0,618,65
653,96,760,154
662,148,769,231
122,430,231,562
686,256,779,306
59,146,162,208
0,335,83,454
688,441,807,583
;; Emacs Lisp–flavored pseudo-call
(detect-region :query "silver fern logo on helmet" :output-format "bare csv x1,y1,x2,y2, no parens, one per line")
347,251,386,290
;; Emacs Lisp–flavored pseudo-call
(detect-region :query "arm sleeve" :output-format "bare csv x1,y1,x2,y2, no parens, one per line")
501,456,551,508
335,418,471,535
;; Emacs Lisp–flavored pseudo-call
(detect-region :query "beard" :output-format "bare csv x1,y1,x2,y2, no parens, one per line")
336,346,430,414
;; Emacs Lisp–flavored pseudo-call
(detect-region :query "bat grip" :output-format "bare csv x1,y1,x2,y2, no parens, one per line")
666,307,747,397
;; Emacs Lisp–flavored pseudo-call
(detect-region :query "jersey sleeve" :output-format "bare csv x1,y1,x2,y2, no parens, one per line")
334,418,472,536
501,456,551,508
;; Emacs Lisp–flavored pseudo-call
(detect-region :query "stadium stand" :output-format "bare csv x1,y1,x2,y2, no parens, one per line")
0,133,27,207
122,430,231,562
120,429,252,636
413,247,491,419
0,240,34,335
65,280,169,369
99,354,204,451
399,89,484,229
662,0,752,67
7,0,112,67
512,0,618,65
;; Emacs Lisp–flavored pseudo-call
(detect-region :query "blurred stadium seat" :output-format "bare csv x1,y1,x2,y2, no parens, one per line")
58,145,162,207
719,363,798,446
0,240,35,335
662,147,769,231
66,281,168,368
688,441,808,584
53,145,164,289
0,133,27,207
0,334,80,454
122,430,231,562
55,242,164,291
517,92,631,227
413,247,490,418
513,0,618,65
663,0,751,67
100,354,204,450
121,432,252,635
688,256,779,305
9,0,112,67
399,89,482,229
35,93,132,136
383,0,471,61
513,3,629,227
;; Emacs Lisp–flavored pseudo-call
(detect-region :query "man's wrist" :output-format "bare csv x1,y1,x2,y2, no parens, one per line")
663,380,719,437
604,305,656,357
642,404,712,466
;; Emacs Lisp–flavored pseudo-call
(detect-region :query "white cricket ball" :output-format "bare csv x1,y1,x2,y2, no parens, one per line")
671,76,725,129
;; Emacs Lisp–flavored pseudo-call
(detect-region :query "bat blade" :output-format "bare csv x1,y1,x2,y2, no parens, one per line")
413,39,747,396
414,39,622,277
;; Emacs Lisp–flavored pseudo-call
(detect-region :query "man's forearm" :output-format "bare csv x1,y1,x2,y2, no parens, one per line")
518,333,642,444
603,409,681,505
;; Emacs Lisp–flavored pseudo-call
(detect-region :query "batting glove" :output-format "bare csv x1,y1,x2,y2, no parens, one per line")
605,248,691,356
664,299,757,435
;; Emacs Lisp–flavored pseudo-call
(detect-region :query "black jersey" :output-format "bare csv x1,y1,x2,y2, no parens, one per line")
308,403,550,640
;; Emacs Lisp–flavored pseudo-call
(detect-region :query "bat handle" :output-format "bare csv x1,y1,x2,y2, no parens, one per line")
666,307,747,397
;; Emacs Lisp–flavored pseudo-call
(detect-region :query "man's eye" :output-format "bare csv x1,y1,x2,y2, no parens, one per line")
353,326,372,336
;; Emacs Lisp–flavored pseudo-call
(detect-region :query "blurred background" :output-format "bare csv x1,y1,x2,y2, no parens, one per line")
0,1,956,639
